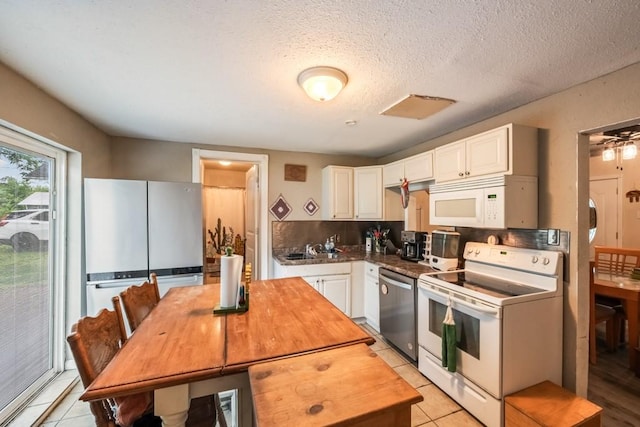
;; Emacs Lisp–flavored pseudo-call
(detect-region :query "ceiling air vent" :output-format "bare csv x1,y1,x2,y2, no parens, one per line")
380,94,456,120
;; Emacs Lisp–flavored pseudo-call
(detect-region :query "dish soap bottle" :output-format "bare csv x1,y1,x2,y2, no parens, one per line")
325,238,334,253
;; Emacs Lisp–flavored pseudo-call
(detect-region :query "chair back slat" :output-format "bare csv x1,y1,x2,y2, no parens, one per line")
594,246,640,275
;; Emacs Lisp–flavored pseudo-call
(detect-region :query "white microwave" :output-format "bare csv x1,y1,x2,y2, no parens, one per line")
429,175,538,229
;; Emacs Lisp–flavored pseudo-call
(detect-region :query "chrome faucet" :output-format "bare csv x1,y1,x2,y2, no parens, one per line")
306,243,324,255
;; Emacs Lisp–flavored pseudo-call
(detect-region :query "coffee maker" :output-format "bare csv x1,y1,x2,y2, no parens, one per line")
401,231,428,262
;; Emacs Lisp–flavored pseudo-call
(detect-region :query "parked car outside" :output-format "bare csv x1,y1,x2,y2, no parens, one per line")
0,209,49,251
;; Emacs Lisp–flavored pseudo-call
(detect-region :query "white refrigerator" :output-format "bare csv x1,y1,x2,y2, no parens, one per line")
84,179,204,317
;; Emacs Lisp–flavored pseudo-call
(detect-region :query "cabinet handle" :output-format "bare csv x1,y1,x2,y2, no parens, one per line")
465,171,470,175
458,172,464,177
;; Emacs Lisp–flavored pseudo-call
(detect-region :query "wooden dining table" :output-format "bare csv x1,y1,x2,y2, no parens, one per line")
80,277,375,427
592,271,640,370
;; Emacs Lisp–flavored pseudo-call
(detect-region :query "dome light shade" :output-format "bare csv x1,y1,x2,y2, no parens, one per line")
297,66,348,102
622,142,637,160
602,147,615,161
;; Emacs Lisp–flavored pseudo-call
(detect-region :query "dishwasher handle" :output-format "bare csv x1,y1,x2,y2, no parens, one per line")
379,274,413,291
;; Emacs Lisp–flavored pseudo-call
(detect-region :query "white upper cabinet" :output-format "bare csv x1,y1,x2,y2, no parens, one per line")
354,166,383,220
434,124,538,183
404,151,434,182
322,166,353,219
383,151,433,187
323,165,383,220
383,160,404,187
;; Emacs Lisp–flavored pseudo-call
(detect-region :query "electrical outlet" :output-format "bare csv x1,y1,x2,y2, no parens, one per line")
547,229,560,245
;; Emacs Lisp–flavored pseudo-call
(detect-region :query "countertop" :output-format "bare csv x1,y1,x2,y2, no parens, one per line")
273,248,437,279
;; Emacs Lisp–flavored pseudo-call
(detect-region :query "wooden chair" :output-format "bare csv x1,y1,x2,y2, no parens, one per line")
67,308,152,427
68,309,225,427
589,261,620,364
119,273,161,333
593,246,640,345
116,273,228,427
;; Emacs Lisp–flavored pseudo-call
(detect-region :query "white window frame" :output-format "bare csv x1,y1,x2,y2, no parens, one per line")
0,125,67,423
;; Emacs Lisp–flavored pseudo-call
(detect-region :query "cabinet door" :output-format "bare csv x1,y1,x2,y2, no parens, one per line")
466,127,508,177
320,274,351,316
302,275,322,292
323,166,353,219
404,151,433,182
434,141,466,182
354,166,383,220
363,262,380,332
383,161,404,187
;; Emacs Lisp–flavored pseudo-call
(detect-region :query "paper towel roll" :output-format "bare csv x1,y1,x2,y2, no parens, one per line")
220,254,243,307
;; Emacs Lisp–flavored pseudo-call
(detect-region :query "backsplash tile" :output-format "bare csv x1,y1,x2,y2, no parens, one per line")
272,220,404,252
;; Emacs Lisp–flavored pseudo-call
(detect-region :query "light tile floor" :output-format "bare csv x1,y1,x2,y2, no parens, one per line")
10,323,483,427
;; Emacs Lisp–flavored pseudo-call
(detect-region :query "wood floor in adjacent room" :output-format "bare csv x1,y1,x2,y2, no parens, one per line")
588,339,640,427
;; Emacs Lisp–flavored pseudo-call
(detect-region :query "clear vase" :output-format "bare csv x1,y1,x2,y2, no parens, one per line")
375,239,381,253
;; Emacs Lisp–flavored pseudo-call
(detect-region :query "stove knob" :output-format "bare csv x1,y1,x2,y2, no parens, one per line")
466,248,474,255
531,256,539,264
543,257,550,265
475,249,481,255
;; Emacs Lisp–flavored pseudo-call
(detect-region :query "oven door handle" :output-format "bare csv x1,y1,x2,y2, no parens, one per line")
380,275,412,290
418,281,500,316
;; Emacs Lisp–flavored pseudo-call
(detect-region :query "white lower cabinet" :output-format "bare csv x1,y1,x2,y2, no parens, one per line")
363,262,380,332
304,274,351,316
272,261,352,316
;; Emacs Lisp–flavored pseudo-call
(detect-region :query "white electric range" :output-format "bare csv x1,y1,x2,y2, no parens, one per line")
417,242,563,427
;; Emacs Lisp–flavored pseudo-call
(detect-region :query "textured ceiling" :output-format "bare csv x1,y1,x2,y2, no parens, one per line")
1,1,640,157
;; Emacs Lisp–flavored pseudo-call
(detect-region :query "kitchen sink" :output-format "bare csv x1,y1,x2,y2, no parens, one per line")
285,252,314,260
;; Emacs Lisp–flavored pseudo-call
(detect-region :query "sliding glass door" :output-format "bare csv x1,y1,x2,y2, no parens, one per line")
0,128,63,424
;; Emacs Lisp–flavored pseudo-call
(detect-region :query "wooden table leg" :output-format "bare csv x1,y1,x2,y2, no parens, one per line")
590,286,597,364
155,384,190,427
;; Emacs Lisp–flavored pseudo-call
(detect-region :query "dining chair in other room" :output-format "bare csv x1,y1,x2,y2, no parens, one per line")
66,308,157,427
589,261,620,364
593,246,640,346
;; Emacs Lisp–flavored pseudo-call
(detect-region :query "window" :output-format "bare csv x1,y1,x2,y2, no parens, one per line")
0,126,65,424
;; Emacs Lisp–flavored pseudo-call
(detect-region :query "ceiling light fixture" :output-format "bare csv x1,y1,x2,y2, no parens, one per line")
602,147,615,161
297,66,348,102
622,142,637,160
219,160,232,166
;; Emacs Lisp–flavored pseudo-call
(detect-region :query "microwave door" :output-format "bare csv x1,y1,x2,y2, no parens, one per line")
429,189,484,227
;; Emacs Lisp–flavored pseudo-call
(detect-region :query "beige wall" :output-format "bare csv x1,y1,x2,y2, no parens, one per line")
111,136,374,222
590,153,640,248
0,62,112,177
380,62,640,394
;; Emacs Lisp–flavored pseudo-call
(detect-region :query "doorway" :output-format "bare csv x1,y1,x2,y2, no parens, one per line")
192,149,269,280
586,120,640,426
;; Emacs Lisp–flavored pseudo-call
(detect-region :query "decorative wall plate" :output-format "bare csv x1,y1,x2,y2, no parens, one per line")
270,194,292,221
303,198,319,216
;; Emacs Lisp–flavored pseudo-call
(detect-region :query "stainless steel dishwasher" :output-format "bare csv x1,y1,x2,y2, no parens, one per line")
379,268,417,363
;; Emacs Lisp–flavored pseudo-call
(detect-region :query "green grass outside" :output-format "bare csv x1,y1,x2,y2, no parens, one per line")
0,244,49,287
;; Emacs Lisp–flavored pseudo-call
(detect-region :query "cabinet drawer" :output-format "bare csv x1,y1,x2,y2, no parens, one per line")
276,262,351,278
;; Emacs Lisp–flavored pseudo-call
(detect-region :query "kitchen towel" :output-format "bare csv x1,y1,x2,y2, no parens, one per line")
220,254,243,307
441,303,457,372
